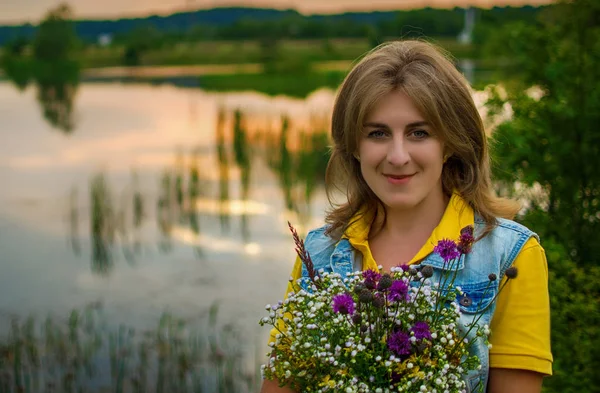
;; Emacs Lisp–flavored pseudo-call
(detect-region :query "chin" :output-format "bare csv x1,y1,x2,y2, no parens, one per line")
380,197,417,211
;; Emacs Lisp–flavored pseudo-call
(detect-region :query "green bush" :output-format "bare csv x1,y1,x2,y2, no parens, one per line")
542,239,600,392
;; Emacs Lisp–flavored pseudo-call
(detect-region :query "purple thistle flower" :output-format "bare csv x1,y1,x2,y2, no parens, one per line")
332,293,355,315
457,225,475,254
388,279,409,302
387,330,412,356
410,321,432,340
362,269,381,282
434,239,460,263
364,277,376,290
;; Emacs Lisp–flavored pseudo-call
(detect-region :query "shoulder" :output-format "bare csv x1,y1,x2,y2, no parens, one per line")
494,217,539,240
473,215,542,273
305,224,331,240
304,224,338,255
475,215,540,243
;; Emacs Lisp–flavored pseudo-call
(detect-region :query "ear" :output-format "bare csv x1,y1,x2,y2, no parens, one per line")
353,152,361,162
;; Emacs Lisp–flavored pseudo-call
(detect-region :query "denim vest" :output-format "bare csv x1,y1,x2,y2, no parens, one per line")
298,215,538,393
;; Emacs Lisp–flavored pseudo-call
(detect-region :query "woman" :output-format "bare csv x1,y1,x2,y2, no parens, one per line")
261,40,552,393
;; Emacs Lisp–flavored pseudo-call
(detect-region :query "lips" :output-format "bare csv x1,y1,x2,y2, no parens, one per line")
384,173,415,185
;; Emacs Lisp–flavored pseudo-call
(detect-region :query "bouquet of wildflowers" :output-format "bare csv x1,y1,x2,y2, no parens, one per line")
260,224,517,393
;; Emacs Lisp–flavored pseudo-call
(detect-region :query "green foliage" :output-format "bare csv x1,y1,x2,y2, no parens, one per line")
120,24,163,66
483,1,600,391
3,36,29,56
32,3,79,63
0,55,32,90
543,239,600,392
486,0,600,265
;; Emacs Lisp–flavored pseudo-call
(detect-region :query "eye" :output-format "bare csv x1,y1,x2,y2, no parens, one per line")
410,129,430,139
367,129,388,139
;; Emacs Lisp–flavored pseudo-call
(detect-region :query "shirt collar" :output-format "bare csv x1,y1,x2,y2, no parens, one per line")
342,193,475,264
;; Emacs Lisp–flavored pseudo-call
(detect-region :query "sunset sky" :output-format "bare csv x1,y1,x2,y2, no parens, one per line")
1,0,554,24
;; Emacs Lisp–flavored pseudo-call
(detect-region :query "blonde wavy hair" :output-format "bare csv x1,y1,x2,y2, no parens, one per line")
324,39,520,238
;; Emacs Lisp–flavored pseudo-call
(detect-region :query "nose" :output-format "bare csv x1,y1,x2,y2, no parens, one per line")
386,135,410,166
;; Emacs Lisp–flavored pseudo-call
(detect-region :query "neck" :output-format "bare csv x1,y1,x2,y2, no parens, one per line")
377,190,450,239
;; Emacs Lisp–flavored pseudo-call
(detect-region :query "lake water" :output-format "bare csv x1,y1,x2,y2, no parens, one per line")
0,76,502,392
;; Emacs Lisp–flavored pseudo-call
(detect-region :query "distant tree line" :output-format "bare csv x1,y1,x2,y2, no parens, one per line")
0,5,544,47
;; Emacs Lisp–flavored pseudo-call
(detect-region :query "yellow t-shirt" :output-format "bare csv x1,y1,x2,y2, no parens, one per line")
270,194,553,375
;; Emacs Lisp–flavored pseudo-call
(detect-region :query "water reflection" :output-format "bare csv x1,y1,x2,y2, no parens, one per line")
62,103,332,275
232,109,252,243
156,150,207,257
188,148,204,258
0,302,257,393
1,58,80,133
0,81,341,393
69,187,81,257
85,169,152,274
263,114,330,231
216,109,232,235
36,67,79,133
90,173,116,274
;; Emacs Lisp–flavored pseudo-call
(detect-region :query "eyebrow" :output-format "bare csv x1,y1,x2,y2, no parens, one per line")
363,121,429,128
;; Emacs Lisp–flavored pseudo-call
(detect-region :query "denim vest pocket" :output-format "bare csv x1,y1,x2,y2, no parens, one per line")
456,280,498,315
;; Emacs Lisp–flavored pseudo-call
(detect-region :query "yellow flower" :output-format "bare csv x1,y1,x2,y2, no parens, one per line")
319,375,336,388
410,369,426,379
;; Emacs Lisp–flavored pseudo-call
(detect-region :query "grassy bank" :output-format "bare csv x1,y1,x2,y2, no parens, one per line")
78,37,475,69
198,70,347,97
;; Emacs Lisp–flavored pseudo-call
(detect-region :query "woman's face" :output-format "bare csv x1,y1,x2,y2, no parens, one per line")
357,90,446,214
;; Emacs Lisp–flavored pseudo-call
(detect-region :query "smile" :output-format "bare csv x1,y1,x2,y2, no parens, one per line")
384,174,414,185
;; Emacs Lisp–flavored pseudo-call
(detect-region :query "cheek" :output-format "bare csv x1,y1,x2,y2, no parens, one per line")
358,142,385,165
